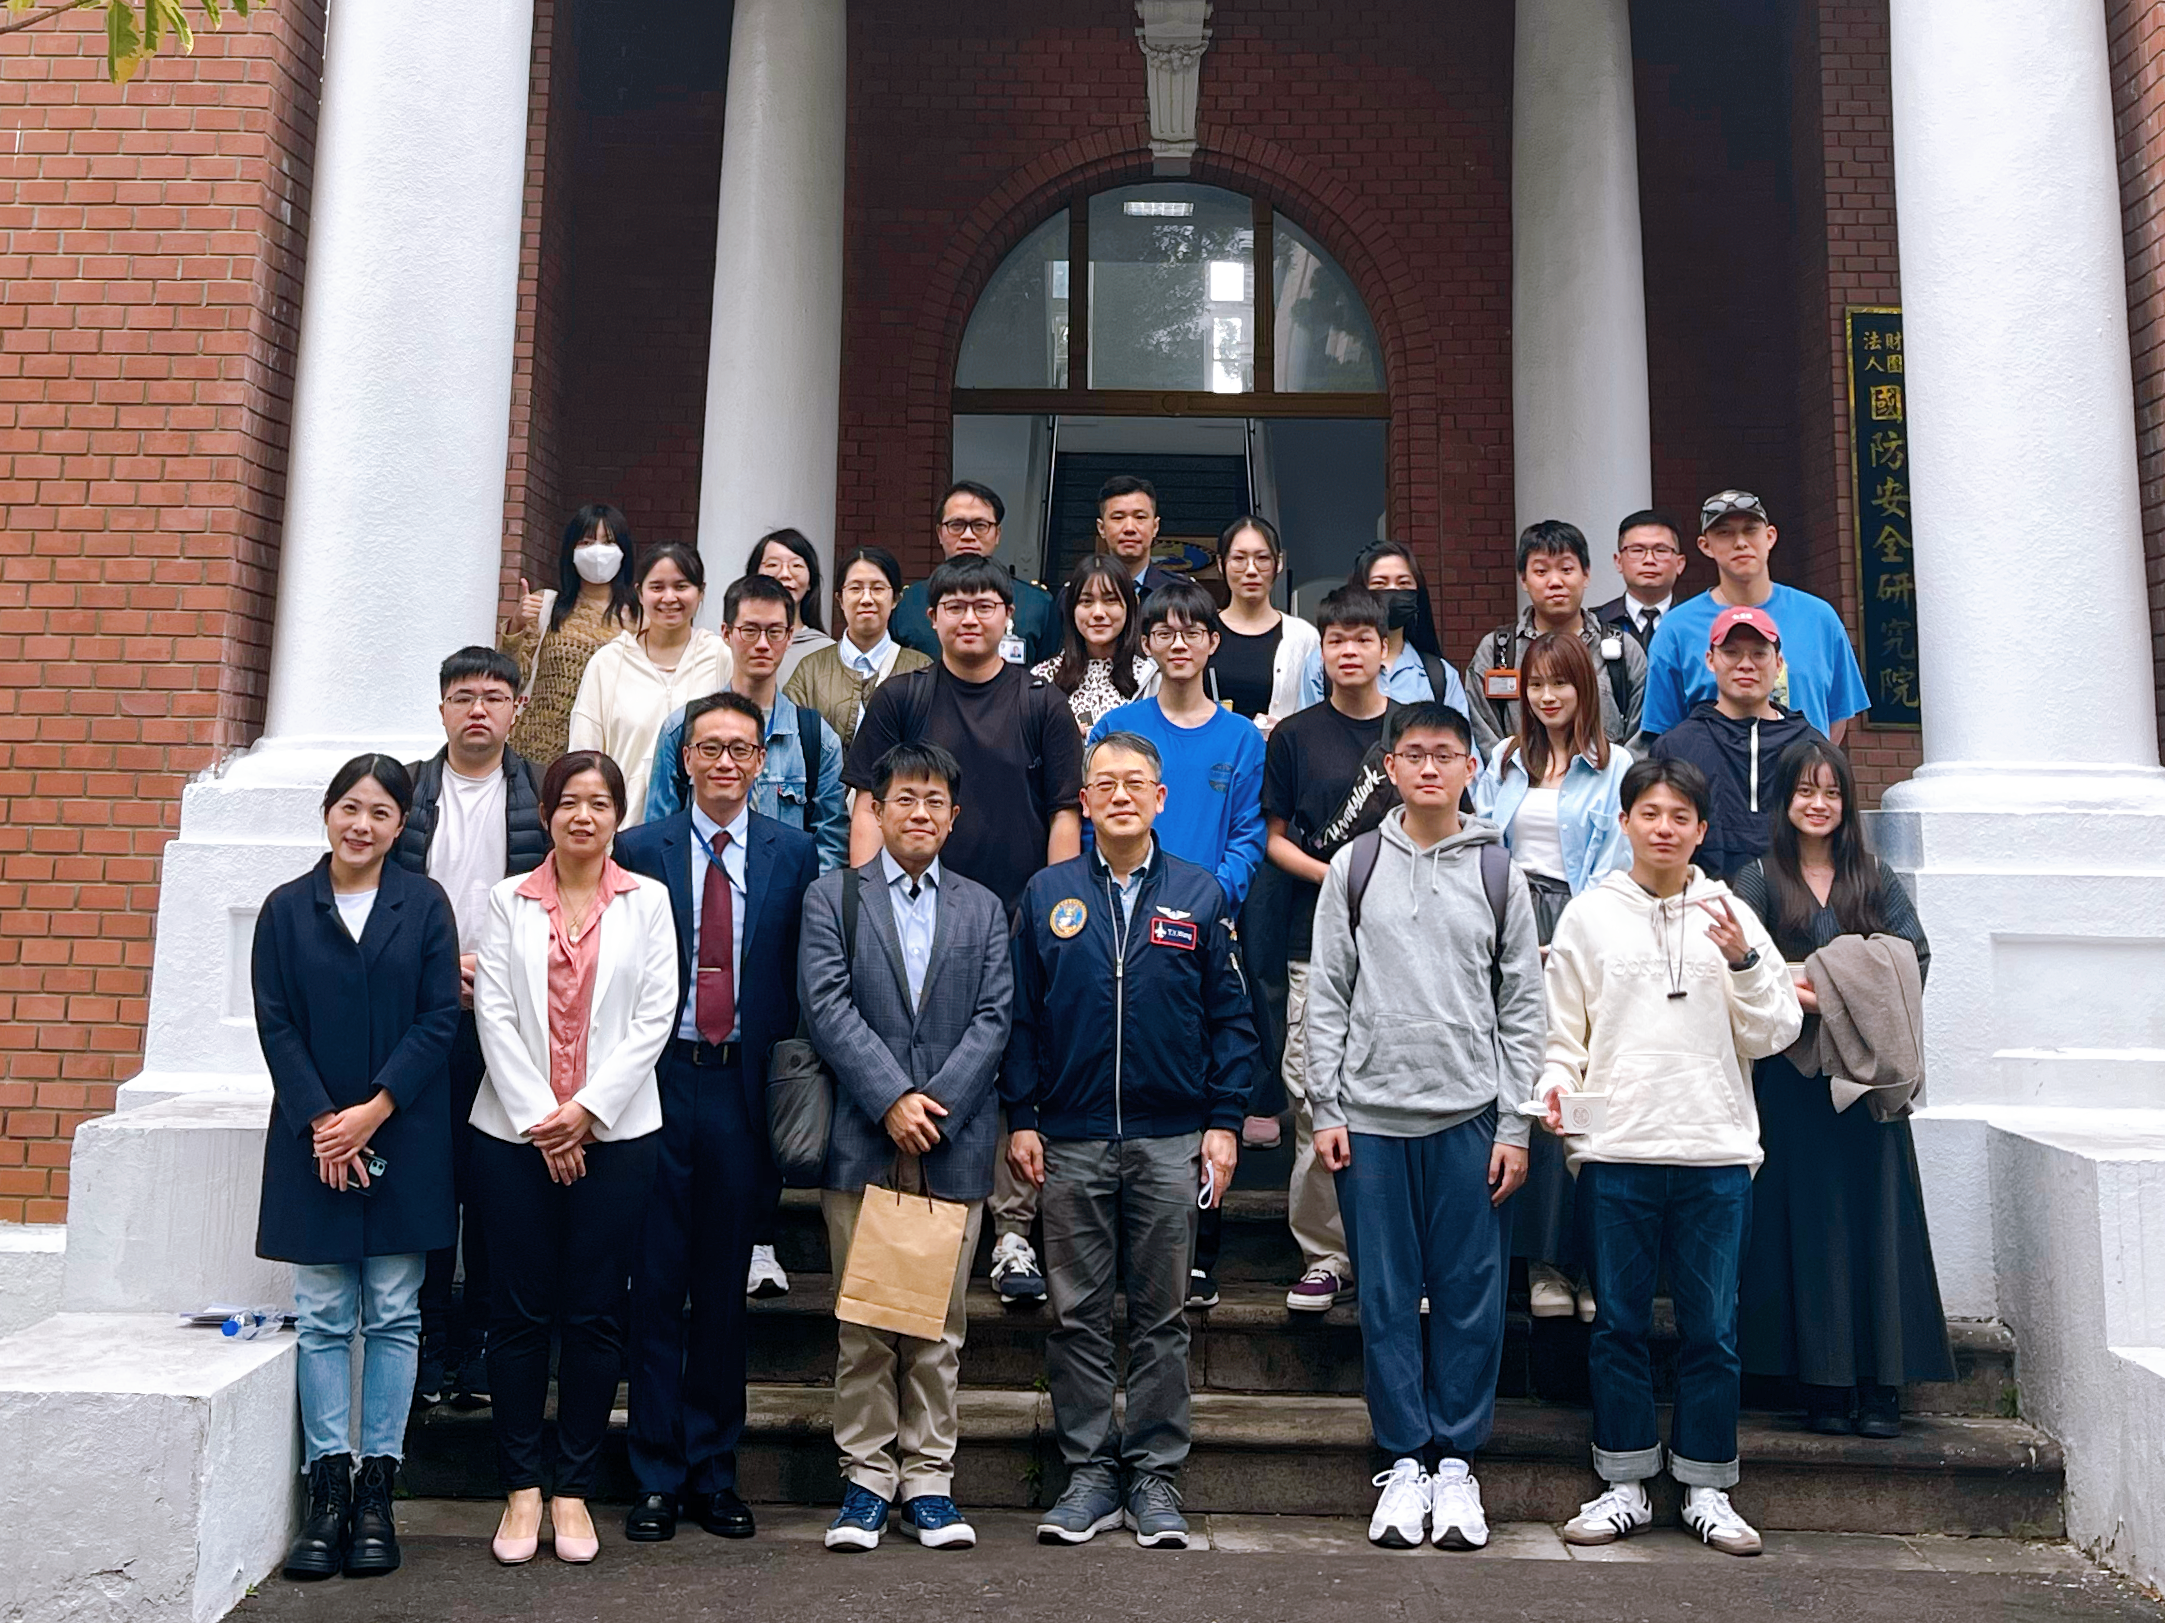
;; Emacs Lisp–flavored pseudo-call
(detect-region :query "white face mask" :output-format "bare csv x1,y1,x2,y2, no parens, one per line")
572,541,622,585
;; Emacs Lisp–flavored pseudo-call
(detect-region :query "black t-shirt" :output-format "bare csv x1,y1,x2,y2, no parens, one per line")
844,662,1085,913
1209,621,1282,719
1261,700,1391,956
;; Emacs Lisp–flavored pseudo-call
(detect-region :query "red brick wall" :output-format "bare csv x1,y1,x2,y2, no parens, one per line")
1783,0,1921,803
0,5,324,1222
2109,0,2165,763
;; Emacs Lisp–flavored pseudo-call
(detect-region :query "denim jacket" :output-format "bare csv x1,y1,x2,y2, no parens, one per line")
1472,741,1635,896
644,691,850,873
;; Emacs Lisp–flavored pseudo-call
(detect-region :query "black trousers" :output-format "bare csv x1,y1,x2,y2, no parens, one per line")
627,1042,777,1497
421,1010,490,1350
474,1129,659,1495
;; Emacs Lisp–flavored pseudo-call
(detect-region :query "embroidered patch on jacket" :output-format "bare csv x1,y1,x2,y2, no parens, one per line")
1149,917,1199,951
1050,898,1088,938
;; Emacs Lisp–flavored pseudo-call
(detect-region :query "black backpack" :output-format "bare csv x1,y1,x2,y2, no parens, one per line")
1342,828,1513,998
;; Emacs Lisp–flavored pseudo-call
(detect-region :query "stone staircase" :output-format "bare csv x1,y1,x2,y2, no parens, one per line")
405,1139,2065,1537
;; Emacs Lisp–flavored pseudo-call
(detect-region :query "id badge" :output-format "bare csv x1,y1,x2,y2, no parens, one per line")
1484,667,1520,701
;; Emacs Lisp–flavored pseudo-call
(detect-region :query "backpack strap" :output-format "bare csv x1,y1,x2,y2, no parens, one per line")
796,699,823,798
1479,839,1511,1000
903,667,937,741
1343,827,1384,941
1420,651,1453,707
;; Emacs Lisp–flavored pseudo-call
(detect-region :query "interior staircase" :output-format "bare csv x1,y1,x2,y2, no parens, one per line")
405,1138,2063,1537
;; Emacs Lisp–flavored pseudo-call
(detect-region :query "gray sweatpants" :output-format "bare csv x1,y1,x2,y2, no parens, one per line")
1040,1132,1201,1481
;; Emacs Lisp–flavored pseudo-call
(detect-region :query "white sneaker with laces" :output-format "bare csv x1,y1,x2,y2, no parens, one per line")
1681,1485,1762,1556
1428,1460,1488,1549
1528,1263,1576,1318
746,1244,789,1299
989,1232,1048,1303
1560,1479,1652,1545
1367,1457,1429,1549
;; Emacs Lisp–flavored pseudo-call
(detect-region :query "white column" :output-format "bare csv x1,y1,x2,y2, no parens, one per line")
133,0,535,1098
693,0,847,616
253,0,536,774
1880,0,2165,1322
1511,0,1653,603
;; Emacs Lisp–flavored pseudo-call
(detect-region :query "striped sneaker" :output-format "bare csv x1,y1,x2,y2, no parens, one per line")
1561,1479,1652,1545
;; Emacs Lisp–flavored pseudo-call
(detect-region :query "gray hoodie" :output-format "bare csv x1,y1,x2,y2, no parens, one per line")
1303,809,1548,1147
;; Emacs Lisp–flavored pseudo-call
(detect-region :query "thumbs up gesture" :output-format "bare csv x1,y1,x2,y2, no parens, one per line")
518,576,546,634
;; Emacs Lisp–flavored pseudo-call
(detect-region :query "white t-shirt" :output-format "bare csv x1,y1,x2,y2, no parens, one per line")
1510,786,1567,881
429,763,509,953
334,889,377,942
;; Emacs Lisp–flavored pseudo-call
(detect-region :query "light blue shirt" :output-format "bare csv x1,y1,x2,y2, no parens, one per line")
646,691,849,872
680,800,748,1043
1297,639,1471,712
842,633,896,680
879,848,941,1007
1639,584,1870,738
1473,744,1636,897
1096,838,1155,928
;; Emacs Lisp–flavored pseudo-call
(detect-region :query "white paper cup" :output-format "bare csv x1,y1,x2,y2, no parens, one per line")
1559,1092,1609,1135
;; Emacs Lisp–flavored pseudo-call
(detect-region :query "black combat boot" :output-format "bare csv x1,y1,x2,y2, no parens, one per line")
343,1455,403,1576
281,1453,353,1580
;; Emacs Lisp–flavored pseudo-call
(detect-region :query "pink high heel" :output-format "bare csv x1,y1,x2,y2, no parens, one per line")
550,1498,600,1564
492,1496,541,1565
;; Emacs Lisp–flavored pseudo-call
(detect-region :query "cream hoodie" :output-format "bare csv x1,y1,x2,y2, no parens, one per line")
1537,866,1801,1174
566,627,732,826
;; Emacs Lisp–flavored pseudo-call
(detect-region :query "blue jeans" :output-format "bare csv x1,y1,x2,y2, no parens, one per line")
293,1254,426,1467
1579,1162,1751,1488
1333,1110,1508,1460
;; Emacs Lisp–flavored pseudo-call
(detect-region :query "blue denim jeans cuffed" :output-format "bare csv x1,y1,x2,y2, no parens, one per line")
293,1253,426,1467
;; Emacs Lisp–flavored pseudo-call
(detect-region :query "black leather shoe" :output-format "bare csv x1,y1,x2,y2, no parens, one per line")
343,1456,402,1576
282,1453,352,1580
1803,1383,1853,1436
693,1488,755,1538
625,1493,679,1542
1855,1383,1903,1439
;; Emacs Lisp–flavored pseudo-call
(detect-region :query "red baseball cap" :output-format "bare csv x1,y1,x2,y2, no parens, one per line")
1709,605,1782,648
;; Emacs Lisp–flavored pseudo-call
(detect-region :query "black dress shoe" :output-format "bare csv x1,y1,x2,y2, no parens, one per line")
693,1488,755,1538
1803,1383,1853,1435
282,1453,352,1581
625,1493,678,1542
343,1456,402,1577
1855,1383,1903,1439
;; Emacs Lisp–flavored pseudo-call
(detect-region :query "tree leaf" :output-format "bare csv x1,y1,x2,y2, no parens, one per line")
144,0,192,54
198,0,222,25
106,0,147,84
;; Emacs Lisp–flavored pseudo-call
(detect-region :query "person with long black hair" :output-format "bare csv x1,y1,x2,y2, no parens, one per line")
253,754,461,1582
1730,738,1953,1438
1032,552,1157,733
1294,540,1469,713
748,527,837,682
504,504,641,765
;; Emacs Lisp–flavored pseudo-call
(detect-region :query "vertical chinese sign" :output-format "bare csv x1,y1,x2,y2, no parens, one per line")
1845,306,1920,727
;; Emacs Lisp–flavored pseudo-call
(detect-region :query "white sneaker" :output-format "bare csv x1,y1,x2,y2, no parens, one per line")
746,1244,789,1299
989,1232,1047,1303
1560,1479,1652,1545
1576,1283,1597,1324
1528,1263,1576,1318
1428,1460,1488,1549
1367,1457,1429,1549
1681,1485,1762,1556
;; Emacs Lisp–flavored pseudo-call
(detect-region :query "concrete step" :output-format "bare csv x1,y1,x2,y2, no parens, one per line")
401,1386,2064,1538
742,1272,2017,1416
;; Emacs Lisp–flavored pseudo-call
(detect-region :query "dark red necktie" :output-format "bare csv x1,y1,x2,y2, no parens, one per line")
696,831,735,1044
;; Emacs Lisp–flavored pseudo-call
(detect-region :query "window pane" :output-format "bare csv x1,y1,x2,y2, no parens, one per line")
1089,184,1253,392
1273,215,1383,392
956,211,1069,389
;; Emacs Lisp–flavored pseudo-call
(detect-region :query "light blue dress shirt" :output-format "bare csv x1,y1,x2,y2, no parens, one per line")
842,633,896,680
645,691,849,871
878,848,941,1007
680,800,748,1042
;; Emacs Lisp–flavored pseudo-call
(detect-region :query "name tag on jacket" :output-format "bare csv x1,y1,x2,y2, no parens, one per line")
1149,917,1199,951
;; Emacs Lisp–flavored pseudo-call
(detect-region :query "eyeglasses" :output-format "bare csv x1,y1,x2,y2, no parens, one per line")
939,518,999,539
442,690,515,710
1086,775,1159,798
689,739,762,765
729,623,792,645
1617,544,1682,561
1146,625,1211,648
934,597,1008,621
1391,748,1471,769
881,791,952,814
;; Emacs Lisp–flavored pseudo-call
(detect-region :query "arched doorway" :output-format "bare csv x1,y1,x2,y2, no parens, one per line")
951,181,1389,607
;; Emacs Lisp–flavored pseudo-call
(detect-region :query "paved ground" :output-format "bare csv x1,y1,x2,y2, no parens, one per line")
229,1503,2165,1623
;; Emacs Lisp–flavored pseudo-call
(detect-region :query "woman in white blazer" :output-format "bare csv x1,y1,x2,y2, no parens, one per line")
471,749,677,1567
1205,515,1320,733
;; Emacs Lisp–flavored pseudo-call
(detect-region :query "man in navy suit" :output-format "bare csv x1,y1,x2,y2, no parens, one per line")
615,690,820,1543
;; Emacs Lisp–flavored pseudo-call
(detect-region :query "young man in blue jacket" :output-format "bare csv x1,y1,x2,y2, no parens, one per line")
1004,731,1258,1552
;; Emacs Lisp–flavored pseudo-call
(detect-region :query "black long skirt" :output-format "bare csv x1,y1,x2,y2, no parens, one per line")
1738,1053,1956,1386
1511,873,1577,1265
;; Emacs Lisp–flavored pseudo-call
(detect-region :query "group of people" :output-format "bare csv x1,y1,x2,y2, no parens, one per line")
247,474,1950,1581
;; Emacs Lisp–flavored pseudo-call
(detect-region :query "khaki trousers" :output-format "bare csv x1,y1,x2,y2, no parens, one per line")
988,1107,1039,1239
1283,960,1352,1281
821,1188,984,1502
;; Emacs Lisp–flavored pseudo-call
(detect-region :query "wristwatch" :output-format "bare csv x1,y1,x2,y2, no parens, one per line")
1728,948,1760,972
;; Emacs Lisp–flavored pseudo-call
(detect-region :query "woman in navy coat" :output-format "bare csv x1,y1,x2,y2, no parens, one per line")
252,753,461,1583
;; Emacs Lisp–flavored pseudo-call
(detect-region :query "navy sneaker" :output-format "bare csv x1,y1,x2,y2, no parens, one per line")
823,1484,889,1552
897,1494,976,1549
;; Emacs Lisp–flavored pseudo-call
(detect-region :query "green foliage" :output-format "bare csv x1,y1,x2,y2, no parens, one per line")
2,0,257,87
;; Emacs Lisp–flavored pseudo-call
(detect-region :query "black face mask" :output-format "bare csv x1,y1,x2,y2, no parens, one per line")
1376,589,1421,632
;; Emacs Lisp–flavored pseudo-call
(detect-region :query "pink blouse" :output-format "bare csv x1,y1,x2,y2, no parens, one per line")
515,854,642,1104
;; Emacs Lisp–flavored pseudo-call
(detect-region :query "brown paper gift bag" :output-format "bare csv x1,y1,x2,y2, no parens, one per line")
835,1180,971,1341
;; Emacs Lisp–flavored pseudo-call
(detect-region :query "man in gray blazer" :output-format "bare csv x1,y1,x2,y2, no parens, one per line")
798,738,1014,1554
